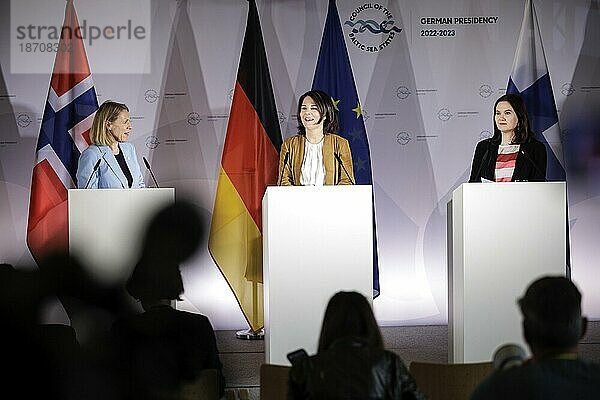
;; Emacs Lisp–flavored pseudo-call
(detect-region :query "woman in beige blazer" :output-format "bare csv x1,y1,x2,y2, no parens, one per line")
277,90,355,186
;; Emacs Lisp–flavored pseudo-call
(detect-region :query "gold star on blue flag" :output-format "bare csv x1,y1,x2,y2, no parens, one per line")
312,0,380,297
332,98,340,111
352,102,362,118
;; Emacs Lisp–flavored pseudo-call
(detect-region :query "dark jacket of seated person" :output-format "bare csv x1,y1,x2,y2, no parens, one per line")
288,336,424,400
288,291,425,400
470,276,600,400
112,301,225,398
470,357,600,400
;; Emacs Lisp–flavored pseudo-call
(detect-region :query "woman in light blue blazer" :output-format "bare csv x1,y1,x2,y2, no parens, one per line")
76,101,145,189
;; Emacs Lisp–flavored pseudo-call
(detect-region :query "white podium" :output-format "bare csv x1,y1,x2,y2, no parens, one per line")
68,188,175,285
263,185,373,365
448,182,566,362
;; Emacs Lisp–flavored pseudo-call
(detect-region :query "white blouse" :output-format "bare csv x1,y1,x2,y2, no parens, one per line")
300,139,325,186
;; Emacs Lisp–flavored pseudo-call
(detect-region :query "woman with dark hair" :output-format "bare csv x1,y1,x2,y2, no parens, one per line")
469,94,547,182
277,90,355,185
288,291,425,400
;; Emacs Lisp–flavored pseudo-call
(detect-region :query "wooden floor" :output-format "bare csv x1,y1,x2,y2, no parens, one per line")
217,321,600,400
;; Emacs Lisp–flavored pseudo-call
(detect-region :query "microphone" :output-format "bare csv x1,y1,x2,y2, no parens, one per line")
101,153,125,188
277,151,290,186
492,343,526,371
83,158,102,189
334,153,355,185
519,149,547,182
143,156,160,188
472,142,491,182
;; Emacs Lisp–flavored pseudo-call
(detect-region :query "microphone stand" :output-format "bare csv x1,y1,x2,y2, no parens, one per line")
334,153,355,185
84,158,102,189
143,157,160,188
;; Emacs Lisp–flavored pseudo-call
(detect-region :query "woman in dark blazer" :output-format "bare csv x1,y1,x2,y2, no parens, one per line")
469,94,547,182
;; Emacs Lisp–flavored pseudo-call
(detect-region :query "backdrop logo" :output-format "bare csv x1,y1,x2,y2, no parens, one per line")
362,108,370,122
397,131,411,145
437,108,452,121
278,111,286,124
145,136,159,149
17,113,32,128
479,130,492,140
187,112,201,125
396,86,411,99
479,84,493,98
144,89,158,103
344,3,402,53
561,83,575,96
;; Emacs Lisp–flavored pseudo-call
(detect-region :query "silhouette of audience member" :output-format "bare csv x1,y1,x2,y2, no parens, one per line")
111,200,225,399
1,254,128,400
288,291,425,400
0,262,59,399
471,276,600,400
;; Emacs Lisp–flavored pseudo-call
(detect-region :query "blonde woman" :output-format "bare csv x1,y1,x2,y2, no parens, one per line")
76,101,145,188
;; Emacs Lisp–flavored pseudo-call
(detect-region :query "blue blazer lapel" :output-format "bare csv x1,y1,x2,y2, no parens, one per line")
99,146,127,188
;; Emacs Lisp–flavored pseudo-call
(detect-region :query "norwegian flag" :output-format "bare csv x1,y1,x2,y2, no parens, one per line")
27,0,98,262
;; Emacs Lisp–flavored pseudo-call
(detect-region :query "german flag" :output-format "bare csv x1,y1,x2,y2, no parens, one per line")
208,0,282,332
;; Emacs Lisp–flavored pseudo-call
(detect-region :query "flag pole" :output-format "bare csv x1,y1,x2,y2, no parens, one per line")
236,281,264,339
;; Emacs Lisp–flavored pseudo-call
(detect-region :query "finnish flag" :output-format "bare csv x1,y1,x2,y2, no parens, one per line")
507,0,566,181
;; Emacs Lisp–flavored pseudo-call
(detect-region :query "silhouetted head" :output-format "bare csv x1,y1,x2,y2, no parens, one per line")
518,276,586,353
317,291,382,352
126,200,205,302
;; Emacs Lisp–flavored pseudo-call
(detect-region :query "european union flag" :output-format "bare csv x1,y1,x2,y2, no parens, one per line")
312,0,380,297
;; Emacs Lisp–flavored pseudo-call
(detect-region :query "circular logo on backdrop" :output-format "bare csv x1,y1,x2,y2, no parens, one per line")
437,108,452,121
397,131,411,145
396,86,411,99
187,112,201,125
343,3,403,53
362,108,370,122
145,136,160,149
17,113,32,128
278,111,286,124
479,130,492,140
479,84,493,98
561,83,575,96
144,89,158,103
